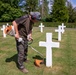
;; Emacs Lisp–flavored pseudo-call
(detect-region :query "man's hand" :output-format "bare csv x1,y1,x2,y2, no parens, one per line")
15,33,20,39
27,34,33,41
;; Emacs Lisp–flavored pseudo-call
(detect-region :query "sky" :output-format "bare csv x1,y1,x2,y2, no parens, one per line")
18,0,26,6
68,0,76,7
19,0,76,8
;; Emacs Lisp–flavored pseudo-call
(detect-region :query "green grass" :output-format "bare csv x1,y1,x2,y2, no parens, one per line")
0,27,76,75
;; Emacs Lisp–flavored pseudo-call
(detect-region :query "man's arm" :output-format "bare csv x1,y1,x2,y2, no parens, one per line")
27,30,33,41
12,21,19,39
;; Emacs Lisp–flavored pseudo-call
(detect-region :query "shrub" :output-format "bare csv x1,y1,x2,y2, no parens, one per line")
34,22,76,28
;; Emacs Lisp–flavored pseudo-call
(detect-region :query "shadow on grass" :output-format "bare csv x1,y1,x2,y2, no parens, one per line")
5,54,19,68
52,38,58,40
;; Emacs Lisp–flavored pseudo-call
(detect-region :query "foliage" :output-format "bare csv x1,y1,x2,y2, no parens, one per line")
0,1,23,22
21,0,49,19
67,1,76,23
23,0,39,14
33,22,76,28
0,0,76,23
39,0,49,19
0,21,76,28
1,0,20,8
51,0,69,22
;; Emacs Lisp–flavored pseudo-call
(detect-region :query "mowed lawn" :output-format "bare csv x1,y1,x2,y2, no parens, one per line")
0,27,76,75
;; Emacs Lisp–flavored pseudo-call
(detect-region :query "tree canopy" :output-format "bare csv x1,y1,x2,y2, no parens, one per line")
51,0,69,22
0,1,23,22
67,1,76,22
0,0,76,23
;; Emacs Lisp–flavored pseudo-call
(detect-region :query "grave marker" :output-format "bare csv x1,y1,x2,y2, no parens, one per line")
39,33,59,67
61,23,66,33
39,23,44,33
1,25,6,38
6,23,9,26
55,26,63,41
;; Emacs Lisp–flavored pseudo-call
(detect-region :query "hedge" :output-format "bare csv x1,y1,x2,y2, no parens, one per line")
0,22,76,28
34,22,76,28
0,22,12,26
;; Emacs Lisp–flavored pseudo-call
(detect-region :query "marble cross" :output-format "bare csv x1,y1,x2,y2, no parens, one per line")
55,26,63,41
39,33,59,67
1,25,6,38
39,23,44,33
6,23,9,26
61,23,66,33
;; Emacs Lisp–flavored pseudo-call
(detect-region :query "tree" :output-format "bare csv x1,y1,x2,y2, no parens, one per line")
52,0,69,22
67,1,76,22
24,0,39,13
0,1,23,22
73,7,76,22
41,0,49,19
1,0,20,8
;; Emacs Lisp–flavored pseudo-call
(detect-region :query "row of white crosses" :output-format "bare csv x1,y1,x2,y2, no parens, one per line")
1,22,44,37
1,23,9,38
1,22,66,68
39,23,66,67
55,23,66,41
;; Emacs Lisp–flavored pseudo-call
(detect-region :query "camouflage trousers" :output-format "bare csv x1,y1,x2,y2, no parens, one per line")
16,38,28,69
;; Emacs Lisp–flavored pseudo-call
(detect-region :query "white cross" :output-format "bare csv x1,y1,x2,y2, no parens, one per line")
39,23,44,33
1,25,6,38
39,33,59,67
55,26,63,41
61,23,66,33
6,23,9,26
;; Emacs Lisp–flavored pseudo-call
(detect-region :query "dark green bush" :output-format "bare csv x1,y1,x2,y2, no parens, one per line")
0,22,76,28
34,22,76,28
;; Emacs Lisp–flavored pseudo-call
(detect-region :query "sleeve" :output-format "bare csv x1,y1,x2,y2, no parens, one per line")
15,15,28,25
25,19,33,35
25,19,30,35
